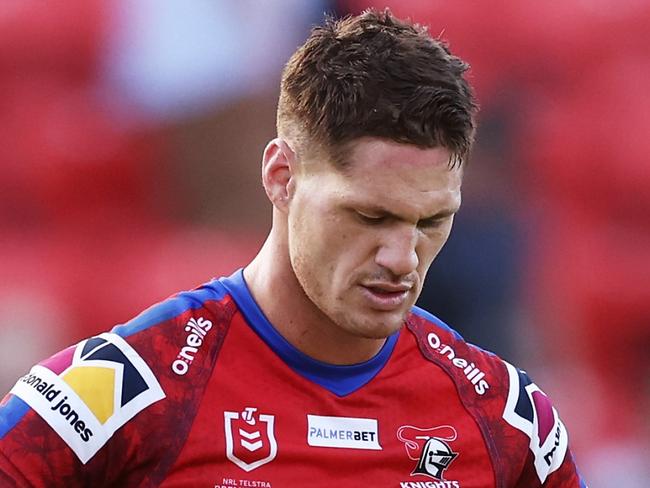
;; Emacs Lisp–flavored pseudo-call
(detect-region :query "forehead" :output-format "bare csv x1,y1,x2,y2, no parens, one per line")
313,138,462,216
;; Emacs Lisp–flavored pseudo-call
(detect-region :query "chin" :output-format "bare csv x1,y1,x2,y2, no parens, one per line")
348,313,407,340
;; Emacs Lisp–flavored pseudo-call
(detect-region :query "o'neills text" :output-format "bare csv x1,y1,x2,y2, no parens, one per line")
172,317,213,375
427,332,490,395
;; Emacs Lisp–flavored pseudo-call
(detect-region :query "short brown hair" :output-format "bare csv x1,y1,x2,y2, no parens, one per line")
277,8,478,168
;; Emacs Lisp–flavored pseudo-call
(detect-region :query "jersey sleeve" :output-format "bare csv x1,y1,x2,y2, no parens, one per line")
500,361,588,488
0,280,234,487
0,333,165,487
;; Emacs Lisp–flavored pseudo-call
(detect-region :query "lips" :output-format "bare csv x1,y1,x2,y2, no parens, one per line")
359,283,412,311
364,283,411,293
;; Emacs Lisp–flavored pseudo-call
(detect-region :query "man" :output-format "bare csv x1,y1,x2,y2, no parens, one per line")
0,9,586,487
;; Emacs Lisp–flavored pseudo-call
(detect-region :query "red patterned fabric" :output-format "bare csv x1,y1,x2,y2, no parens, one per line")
1,274,585,487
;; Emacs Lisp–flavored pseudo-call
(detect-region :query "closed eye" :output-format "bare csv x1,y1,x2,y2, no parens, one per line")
417,217,447,230
356,211,388,226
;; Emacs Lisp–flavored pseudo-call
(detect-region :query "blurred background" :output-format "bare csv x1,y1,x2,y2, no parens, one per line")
0,0,648,485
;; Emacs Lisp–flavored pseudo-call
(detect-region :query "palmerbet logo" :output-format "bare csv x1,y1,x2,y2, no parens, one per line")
11,333,165,464
307,415,382,450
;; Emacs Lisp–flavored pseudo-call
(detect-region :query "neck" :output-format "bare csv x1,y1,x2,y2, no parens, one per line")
243,227,387,365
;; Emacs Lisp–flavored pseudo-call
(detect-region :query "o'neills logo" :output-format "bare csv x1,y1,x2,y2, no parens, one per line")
172,317,212,375
427,333,489,395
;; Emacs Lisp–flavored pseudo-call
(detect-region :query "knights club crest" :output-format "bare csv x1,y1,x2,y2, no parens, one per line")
224,407,277,472
397,425,459,480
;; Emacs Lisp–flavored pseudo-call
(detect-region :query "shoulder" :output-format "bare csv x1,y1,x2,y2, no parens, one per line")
0,277,238,485
110,277,236,378
405,306,499,396
112,277,232,342
406,306,578,486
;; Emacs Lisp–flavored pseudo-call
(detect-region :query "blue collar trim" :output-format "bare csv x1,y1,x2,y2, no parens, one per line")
220,269,399,397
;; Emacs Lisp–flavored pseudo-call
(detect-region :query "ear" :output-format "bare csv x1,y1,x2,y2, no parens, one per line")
261,138,298,212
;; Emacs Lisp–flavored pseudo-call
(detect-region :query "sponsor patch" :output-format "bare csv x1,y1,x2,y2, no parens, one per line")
10,333,165,463
502,361,568,483
224,407,277,472
397,425,459,483
307,414,381,450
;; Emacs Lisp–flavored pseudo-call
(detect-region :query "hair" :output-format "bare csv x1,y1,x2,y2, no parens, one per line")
277,8,478,169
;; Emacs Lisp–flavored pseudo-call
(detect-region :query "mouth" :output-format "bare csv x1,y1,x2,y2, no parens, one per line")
359,284,412,311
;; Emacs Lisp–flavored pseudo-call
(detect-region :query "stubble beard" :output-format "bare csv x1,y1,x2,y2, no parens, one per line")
310,283,412,341
290,250,418,342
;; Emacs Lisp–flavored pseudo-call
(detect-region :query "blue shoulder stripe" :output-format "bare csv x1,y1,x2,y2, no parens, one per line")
411,306,498,358
111,280,228,338
411,306,464,341
0,395,30,440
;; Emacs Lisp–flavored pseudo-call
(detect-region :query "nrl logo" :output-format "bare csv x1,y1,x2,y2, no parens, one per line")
397,425,459,480
224,407,277,472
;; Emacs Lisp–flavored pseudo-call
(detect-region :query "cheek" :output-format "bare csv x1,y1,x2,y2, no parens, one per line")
288,202,379,286
319,226,369,284
288,207,342,288
418,225,454,268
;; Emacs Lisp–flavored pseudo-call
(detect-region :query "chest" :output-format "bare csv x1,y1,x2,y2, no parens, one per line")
160,321,495,488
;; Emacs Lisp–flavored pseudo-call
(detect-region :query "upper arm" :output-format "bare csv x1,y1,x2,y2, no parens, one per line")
0,332,166,487
501,361,588,487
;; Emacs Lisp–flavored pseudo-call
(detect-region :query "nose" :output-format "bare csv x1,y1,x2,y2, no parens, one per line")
374,226,419,277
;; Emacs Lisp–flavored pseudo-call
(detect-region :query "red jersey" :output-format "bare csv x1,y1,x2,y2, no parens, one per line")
0,270,587,487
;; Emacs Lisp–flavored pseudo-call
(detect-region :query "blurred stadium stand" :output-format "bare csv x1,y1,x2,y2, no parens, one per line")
0,0,328,386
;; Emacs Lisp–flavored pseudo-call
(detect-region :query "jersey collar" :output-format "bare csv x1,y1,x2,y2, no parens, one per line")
219,268,399,397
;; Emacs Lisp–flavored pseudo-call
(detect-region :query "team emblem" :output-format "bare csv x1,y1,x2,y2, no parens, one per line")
224,407,277,472
502,361,569,483
397,425,459,480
